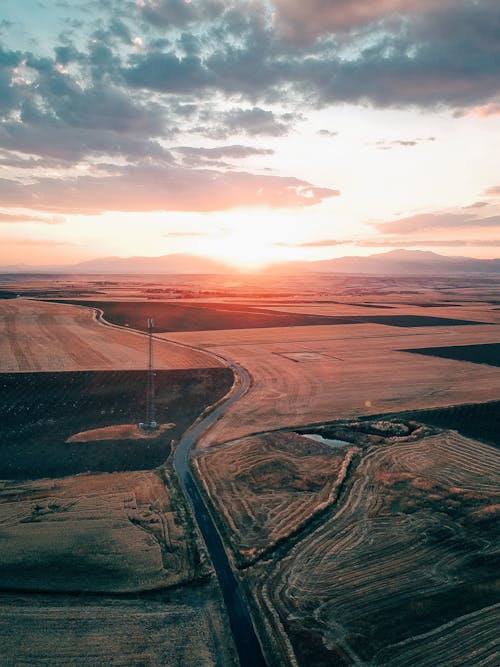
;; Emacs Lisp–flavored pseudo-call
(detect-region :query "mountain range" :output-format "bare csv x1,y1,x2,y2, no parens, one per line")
1,250,500,276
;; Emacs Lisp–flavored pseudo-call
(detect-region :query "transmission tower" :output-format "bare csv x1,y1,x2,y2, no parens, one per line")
139,316,158,431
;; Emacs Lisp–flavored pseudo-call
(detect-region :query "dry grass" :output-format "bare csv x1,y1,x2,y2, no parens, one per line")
242,428,500,666
0,583,237,667
0,468,209,593
0,299,224,371
194,432,357,566
162,311,500,445
66,422,175,443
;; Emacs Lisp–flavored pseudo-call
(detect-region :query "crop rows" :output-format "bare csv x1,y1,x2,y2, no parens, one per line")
243,428,499,665
194,431,357,566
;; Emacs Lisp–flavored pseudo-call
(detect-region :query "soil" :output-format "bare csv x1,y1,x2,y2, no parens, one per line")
54,300,481,332
0,368,233,479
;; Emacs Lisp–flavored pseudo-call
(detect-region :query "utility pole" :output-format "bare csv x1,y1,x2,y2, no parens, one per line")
139,316,158,431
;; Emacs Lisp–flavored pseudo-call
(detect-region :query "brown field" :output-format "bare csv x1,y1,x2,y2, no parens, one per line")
1,368,233,479
194,432,358,566
238,425,499,666
162,314,500,446
2,276,499,665
0,298,224,371
0,467,208,593
0,584,237,667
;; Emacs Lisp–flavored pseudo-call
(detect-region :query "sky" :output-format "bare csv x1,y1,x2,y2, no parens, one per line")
1,0,500,269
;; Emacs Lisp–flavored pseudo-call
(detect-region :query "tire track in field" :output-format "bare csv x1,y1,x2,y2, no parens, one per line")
1,303,38,371
36,312,112,369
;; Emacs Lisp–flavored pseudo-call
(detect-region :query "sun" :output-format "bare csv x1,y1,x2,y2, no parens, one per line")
190,216,285,270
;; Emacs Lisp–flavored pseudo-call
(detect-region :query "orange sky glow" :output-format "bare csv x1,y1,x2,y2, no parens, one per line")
0,1,499,269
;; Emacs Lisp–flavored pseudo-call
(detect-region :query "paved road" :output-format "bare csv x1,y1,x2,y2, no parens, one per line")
93,308,267,666
173,362,267,667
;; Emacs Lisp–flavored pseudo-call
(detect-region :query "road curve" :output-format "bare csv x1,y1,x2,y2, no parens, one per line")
90,306,266,666
173,362,267,667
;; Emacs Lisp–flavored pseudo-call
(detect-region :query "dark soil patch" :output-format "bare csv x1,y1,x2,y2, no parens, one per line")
51,300,482,332
402,342,500,368
392,401,500,449
0,368,233,480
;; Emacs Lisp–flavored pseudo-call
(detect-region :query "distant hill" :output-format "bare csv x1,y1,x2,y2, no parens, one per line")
267,250,500,275
1,249,499,275
0,253,233,275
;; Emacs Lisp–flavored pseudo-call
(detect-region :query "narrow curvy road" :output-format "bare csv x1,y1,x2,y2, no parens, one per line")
93,308,267,666
173,362,267,667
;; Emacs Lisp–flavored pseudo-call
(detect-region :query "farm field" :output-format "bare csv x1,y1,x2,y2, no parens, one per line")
194,432,358,567
223,422,500,666
163,316,500,446
1,275,499,666
0,299,224,372
0,293,240,666
0,584,237,667
54,298,482,332
0,368,233,479
396,400,500,448
403,341,500,367
0,467,207,593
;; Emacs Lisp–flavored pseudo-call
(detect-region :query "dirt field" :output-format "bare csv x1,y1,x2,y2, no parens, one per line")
162,317,500,446
237,424,499,666
56,298,482,332
0,468,208,593
194,432,357,566
0,583,237,667
403,341,500,367
0,368,233,479
0,299,224,371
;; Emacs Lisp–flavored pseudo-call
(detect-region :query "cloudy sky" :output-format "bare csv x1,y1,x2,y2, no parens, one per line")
1,0,500,268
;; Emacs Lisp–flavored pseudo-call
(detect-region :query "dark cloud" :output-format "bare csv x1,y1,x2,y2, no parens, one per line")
218,107,291,137
123,51,212,93
173,144,273,166
376,212,500,234
117,1,500,111
174,145,273,159
0,165,339,214
271,0,442,42
0,45,172,162
138,0,227,28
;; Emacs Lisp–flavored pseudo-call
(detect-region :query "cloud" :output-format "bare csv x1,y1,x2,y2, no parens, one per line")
357,238,500,248
317,129,339,138
173,144,274,166
271,0,442,42
373,137,435,150
119,1,500,111
484,185,500,197
138,0,227,28
462,201,489,209
0,212,64,224
1,237,79,246
0,165,339,214
276,238,352,248
376,213,500,234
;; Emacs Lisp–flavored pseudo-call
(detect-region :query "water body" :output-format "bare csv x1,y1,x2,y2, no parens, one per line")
173,363,267,667
301,433,350,448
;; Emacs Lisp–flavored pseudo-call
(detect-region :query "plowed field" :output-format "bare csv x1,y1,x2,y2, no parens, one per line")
238,425,500,666
164,319,500,446
0,299,223,371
